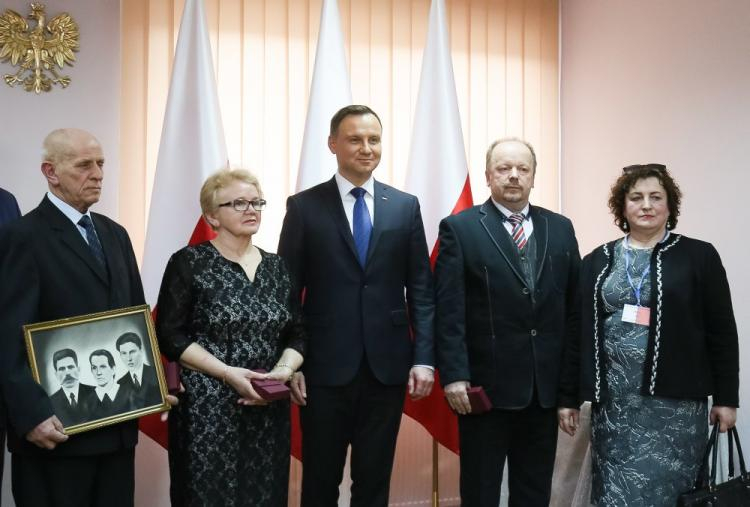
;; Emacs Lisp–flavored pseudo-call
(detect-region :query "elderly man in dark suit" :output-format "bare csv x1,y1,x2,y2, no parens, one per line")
278,105,435,507
0,187,20,502
0,128,147,507
435,138,580,507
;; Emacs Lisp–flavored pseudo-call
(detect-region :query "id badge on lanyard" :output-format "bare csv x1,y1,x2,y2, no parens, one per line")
621,236,651,326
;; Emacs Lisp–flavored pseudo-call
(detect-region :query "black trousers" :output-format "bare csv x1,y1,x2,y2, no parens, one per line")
458,399,558,507
11,448,135,507
300,362,406,507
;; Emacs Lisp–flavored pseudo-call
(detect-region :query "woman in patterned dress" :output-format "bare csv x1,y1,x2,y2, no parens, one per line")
155,169,306,507
558,164,739,506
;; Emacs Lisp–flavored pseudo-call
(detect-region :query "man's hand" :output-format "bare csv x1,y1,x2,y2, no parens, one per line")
557,408,580,436
710,406,737,433
444,380,471,415
160,383,185,422
408,366,434,401
26,416,68,450
289,371,307,406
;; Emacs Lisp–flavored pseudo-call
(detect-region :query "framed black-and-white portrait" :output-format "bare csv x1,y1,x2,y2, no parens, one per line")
23,305,169,435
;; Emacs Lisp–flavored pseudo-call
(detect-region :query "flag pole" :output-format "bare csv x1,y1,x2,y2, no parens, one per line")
432,437,439,507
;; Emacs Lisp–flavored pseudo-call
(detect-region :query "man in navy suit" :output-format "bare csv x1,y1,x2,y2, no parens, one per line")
0,187,20,503
0,128,147,506
0,187,20,224
436,138,580,506
278,105,435,506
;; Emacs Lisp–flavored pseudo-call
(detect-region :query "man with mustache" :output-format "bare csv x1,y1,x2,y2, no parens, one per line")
48,349,97,427
0,128,151,506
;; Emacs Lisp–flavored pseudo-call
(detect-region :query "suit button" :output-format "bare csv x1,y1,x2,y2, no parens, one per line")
363,284,368,289
521,287,530,295
530,329,537,336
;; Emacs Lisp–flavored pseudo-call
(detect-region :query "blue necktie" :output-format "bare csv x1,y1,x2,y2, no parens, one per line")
78,215,106,268
351,187,372,267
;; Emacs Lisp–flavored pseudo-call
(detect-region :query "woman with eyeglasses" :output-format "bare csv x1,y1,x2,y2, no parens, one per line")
155,169,306,506
557,164,739,506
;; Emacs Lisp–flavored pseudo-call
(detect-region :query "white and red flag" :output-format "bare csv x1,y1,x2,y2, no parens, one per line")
295,0,352,192
402,0,473,454
290,0,352,461
138,0,227,449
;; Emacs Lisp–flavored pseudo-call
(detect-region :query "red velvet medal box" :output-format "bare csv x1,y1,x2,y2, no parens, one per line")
251,370,291,401
165,361,182,395
467,386,492,414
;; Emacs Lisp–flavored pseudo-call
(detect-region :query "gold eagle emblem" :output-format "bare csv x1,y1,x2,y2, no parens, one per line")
0,3,79,94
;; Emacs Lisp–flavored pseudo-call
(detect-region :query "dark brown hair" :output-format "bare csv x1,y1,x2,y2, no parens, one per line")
608,163,682,232
329,105,382,137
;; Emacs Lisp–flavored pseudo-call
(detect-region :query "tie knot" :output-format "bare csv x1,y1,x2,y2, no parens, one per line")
350,187,366,199
508,213,525,226
78,215,94,230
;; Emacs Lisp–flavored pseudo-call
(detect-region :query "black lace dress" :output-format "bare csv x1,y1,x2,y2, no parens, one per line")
155,242,306,507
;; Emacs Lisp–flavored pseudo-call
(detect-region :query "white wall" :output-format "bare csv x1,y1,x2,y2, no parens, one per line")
0,1,122,505
561,0,750,448
0,0,121,217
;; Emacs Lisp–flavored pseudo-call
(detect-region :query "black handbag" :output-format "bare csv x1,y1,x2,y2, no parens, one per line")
677,424,750,506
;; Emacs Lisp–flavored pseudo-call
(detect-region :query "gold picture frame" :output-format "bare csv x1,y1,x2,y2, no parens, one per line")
23,305,169,435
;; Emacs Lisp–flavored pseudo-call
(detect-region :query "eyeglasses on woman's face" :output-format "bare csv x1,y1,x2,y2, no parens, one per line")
217,198,267,212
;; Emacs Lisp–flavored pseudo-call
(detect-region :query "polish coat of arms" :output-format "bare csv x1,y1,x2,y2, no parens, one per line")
0,3,79,94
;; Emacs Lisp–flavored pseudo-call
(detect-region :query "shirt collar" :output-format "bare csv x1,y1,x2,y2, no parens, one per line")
130,364,145,382
491,198,530,220
61,383,80,400
95,382,119,401
335,172,375,199
47,191,92,227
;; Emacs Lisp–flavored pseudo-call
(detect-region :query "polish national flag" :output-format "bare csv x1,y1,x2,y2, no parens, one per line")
137,0,226,465
295,0,353,192
290,0,352,461
402,0,473,454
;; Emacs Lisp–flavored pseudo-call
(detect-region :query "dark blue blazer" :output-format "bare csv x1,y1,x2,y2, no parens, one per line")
278,177,434,387
0,187,21,226
0,196,145,456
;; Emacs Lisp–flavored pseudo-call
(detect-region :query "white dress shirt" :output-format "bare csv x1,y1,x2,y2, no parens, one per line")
61,384,81,405
128,363,145,386
334,172,375,232
47,191,98,245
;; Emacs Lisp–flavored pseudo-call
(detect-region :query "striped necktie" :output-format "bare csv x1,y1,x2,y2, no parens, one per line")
507,213,527,250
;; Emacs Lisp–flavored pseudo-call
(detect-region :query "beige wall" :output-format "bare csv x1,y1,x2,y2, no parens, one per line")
561,0,750,447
